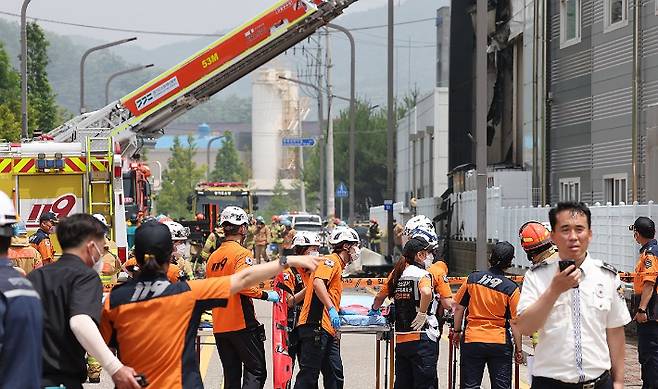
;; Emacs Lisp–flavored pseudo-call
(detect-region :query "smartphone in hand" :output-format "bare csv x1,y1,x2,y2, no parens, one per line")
558,260,576,273
558,260,578,288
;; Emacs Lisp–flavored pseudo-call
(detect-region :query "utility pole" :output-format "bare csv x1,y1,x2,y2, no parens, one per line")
476,0,488,269
317,40,326,217
386,0,395,258
298,100,307,212
325,29,336,219
20,0,32,139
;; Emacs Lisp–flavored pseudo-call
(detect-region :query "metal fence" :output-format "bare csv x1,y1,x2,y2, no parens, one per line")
451,188,658,272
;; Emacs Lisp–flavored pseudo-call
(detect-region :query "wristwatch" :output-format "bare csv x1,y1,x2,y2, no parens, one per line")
279,255,289,269
638,307,647,314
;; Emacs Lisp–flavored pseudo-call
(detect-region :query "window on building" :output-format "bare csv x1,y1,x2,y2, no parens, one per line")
559,177,581,202
560,0,581,47
603,174,627,205
604,0,627,31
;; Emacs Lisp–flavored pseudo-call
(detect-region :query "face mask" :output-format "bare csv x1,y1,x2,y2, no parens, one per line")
175,243,186,257
91,242,104,273
423,253,434,269
349,246,362,263
307,250,320,257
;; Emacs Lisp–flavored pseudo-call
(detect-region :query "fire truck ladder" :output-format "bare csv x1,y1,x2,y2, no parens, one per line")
48,0,357,155
86,136,114,238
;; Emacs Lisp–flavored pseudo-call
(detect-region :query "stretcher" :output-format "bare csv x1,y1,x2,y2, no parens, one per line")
338,324,393,389
195,327,215,361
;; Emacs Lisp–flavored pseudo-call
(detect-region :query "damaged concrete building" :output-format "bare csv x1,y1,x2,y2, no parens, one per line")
449,0,658,205
448,0,547,205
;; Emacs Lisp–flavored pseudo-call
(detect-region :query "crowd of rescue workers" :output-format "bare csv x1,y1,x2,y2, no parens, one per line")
2,189,658,389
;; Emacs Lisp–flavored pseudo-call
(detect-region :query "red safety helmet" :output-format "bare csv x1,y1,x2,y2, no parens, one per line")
519,221,553,252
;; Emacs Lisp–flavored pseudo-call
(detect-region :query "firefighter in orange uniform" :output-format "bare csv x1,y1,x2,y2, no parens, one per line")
100,220,319,389
293,227,361,389
8,221,42,274
451,241,523,389
630,216,658,388
206,206,281,389
276,231,321,365
29,211,57,264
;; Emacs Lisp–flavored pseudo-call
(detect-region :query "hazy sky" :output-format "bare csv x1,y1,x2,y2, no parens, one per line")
0,0,396,48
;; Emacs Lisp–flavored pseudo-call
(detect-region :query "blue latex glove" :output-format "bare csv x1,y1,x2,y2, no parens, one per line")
328,307,341,329
266,291,280,303
367,308,381,316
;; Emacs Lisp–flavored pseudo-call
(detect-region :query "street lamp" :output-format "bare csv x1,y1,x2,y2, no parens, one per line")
20,0,32,139
327,23,356,225
105,64,154,105
206,135,226,180
80,37,137,113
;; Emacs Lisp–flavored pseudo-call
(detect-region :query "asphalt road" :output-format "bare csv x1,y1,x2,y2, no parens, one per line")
84,292,646,388
84,292,532,389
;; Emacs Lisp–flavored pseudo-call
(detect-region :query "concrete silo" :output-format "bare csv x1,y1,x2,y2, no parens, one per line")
251,68,300,199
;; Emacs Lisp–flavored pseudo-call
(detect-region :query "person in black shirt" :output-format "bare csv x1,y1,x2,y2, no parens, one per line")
28,213,140,389
0,191,43,389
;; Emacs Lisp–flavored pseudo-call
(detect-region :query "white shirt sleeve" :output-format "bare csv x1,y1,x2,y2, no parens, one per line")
70,314,124,376
518,270,540,315
606,274,631,329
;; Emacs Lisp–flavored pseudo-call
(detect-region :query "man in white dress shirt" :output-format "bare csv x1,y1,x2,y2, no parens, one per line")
515,202,631,389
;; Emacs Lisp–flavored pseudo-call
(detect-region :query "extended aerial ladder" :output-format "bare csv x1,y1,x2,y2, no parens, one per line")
48,0,358,156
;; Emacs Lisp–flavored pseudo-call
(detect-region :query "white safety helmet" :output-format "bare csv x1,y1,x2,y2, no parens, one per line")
164,221,190,241
0,192,17,237
328,227,360,246
220,206,249,226
404,215,438,248
92,213,108,227
292,231,322,248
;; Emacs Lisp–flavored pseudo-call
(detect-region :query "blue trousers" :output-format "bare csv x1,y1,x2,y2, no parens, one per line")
460,341,512,389
639,321,658,389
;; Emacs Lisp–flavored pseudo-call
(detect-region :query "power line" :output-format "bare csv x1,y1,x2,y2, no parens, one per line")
336,17,435,31
0,10,434,37
0,10,224,37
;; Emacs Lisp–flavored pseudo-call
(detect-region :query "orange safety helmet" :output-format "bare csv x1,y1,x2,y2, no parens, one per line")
518,221,552,252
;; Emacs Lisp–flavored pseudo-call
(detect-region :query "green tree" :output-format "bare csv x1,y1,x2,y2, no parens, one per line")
26,22,58,132
0,42,21,141
0,105,21,141
304,100,388,217
210,131,246,182
266,179,296,218
155,136,204,219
